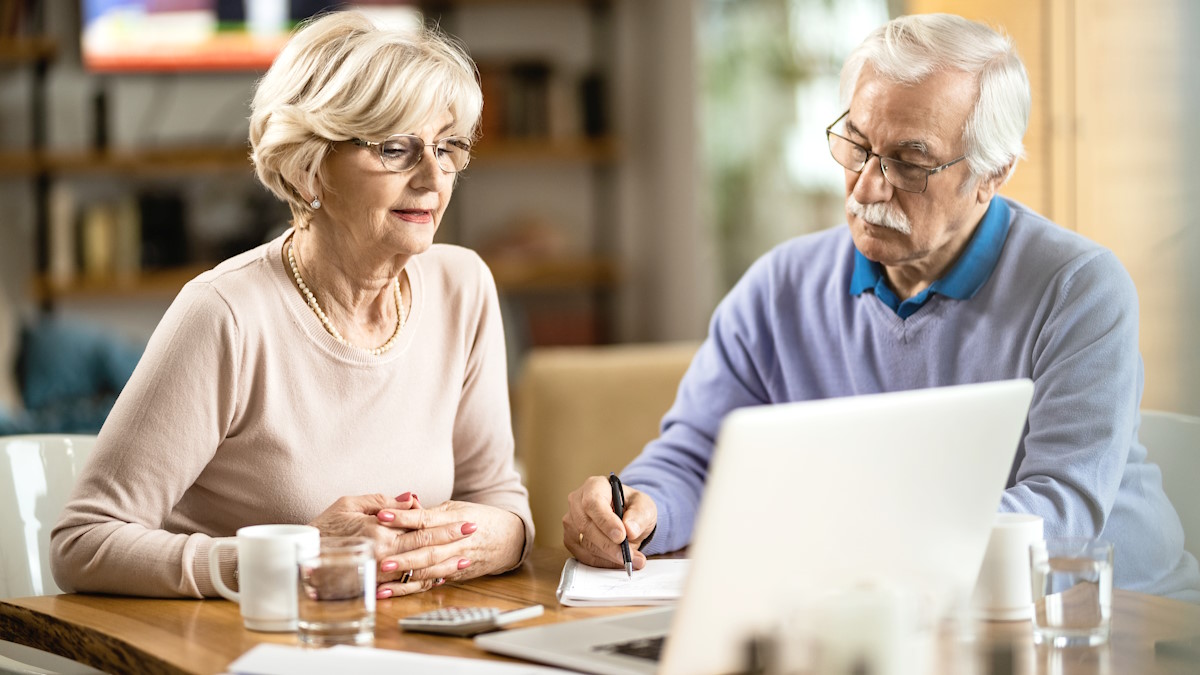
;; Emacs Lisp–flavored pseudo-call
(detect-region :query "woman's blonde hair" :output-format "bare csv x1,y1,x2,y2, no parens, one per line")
249,10,482,228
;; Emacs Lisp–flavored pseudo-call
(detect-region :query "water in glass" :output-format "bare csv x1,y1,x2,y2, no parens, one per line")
297,537,376,646
1030,539,1113,647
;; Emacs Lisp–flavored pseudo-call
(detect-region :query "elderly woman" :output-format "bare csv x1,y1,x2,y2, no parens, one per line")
51,11,532,600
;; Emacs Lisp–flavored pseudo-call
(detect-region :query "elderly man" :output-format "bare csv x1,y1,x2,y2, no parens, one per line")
563,13,1200,601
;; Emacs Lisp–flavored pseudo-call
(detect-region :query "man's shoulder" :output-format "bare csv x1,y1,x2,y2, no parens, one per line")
997,198,1132,294
726,226,854,307
774,225,852,256
753,226,853,277
1003,198,1108,260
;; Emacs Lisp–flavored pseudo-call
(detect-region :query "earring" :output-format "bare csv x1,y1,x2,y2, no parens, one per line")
310,198,321,210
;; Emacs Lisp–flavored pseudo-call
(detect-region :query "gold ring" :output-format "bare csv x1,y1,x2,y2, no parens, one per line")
399,570,413,584
578,532,584,544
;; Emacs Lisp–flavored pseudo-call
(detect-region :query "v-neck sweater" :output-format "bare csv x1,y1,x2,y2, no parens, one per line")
623,197,1200,602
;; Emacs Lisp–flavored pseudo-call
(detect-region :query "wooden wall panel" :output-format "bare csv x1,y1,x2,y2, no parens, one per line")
907,0,1053,217
1069,0,1187,410
902,0,1196,413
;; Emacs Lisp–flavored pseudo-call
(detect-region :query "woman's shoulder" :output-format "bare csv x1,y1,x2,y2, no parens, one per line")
418,243,488,269
195,237,280,284
176,237,287,316
413,244,494,292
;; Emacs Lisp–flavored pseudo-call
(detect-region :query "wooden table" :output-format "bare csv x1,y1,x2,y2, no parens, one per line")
1,548,1198,675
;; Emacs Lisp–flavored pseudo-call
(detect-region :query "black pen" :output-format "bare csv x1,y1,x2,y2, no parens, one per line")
608,472,633,579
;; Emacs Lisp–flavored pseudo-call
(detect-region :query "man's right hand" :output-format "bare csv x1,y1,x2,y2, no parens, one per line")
563,475,657,569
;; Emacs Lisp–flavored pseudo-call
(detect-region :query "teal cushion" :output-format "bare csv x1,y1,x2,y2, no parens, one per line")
16,317,142,432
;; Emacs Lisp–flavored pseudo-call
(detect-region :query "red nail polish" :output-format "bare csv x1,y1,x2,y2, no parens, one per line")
395,492,411,502
461,522,478,535
377,589,392,599
411,494,419,502
377,511,395,522
457,558,471,570
381,561,399,572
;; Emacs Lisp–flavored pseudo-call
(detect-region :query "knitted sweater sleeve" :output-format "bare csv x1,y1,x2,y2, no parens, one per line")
449,258,534,567
621,254,780,555
999,250,1141,537
50,282,240,598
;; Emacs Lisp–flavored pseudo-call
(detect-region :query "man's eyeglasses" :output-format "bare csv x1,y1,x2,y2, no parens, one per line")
353,134,473,174
825,110,965,193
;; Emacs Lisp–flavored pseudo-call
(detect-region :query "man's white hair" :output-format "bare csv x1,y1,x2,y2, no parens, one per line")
840,13,1031,185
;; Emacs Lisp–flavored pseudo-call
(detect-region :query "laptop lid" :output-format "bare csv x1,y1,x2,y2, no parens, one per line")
477,379,1033,675
659,379,1033,674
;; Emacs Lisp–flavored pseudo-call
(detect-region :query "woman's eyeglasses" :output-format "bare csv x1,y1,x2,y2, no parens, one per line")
353,134,473,174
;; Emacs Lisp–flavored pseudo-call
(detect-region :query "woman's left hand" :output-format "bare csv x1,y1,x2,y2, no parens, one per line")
373,500,524,598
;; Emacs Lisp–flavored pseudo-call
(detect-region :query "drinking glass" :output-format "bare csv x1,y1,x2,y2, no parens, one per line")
296,536,376,646
1029,538,1113,647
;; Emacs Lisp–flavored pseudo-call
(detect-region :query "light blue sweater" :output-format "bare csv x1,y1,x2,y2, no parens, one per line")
623,197,1200,602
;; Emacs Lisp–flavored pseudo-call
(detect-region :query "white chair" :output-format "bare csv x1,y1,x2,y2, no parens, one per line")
0,434,104,675
1140,410,1200,562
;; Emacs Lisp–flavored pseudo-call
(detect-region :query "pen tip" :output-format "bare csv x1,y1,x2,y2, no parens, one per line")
626,564,633,579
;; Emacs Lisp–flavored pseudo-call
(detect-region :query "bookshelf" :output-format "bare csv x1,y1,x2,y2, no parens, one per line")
0,137,618,178
6,2,623,347
34,255,617,303
429,0,623,345
0,36,54,62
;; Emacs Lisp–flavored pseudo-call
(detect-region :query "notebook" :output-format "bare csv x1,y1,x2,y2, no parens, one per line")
476,379,1035,675
556,558,690,607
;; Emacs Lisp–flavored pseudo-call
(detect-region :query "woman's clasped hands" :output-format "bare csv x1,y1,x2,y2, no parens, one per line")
308,493,525,599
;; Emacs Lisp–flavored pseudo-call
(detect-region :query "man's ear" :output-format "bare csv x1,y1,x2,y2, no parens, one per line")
976,160,1015,204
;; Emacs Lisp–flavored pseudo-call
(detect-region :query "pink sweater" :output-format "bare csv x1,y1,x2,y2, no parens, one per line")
50,231,533,597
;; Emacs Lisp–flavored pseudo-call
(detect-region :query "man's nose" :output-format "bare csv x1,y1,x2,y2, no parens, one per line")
852,154,894,204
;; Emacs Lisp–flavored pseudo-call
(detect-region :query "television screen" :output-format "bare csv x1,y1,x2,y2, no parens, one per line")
81,1,420,72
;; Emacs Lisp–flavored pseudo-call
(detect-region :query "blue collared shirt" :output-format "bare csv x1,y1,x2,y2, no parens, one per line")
849,197,1012,319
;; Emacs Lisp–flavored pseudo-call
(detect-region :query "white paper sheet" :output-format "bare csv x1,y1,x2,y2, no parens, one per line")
228,643,575,675
555,558,690,606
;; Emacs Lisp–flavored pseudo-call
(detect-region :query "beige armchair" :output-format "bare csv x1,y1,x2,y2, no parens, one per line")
515,342,700,548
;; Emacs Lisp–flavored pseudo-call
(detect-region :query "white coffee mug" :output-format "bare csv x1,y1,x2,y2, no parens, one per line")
970,513,1044,621
208,524,320,631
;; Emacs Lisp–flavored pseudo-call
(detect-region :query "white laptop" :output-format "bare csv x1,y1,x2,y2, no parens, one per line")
477,379,1034,675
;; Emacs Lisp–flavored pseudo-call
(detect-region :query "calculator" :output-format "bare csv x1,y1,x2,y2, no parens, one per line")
397,604,545,637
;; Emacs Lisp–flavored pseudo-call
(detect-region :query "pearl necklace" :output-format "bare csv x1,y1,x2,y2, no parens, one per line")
287,242,406,356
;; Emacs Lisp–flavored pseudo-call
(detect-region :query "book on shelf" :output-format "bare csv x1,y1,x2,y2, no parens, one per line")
47,182,76,287
476,60,606,143
44,184,179,290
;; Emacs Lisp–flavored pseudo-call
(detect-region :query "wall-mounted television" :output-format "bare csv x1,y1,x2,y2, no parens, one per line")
81,1,420,73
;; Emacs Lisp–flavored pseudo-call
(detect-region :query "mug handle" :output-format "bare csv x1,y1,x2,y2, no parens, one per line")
208,540,240,603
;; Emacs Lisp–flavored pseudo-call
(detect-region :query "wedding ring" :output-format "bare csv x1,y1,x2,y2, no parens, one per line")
399,569,413,584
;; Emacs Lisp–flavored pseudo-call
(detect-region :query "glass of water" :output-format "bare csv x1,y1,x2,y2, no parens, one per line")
297,536,376,646
1029,538,1113,647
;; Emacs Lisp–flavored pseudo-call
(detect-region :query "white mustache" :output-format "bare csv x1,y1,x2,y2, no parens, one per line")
846,196,911,235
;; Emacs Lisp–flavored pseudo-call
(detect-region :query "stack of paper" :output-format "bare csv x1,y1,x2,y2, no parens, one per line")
229,643,573,674
555,558,690,607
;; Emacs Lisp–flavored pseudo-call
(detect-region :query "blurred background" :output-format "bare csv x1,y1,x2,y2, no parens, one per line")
0,0,1196,435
